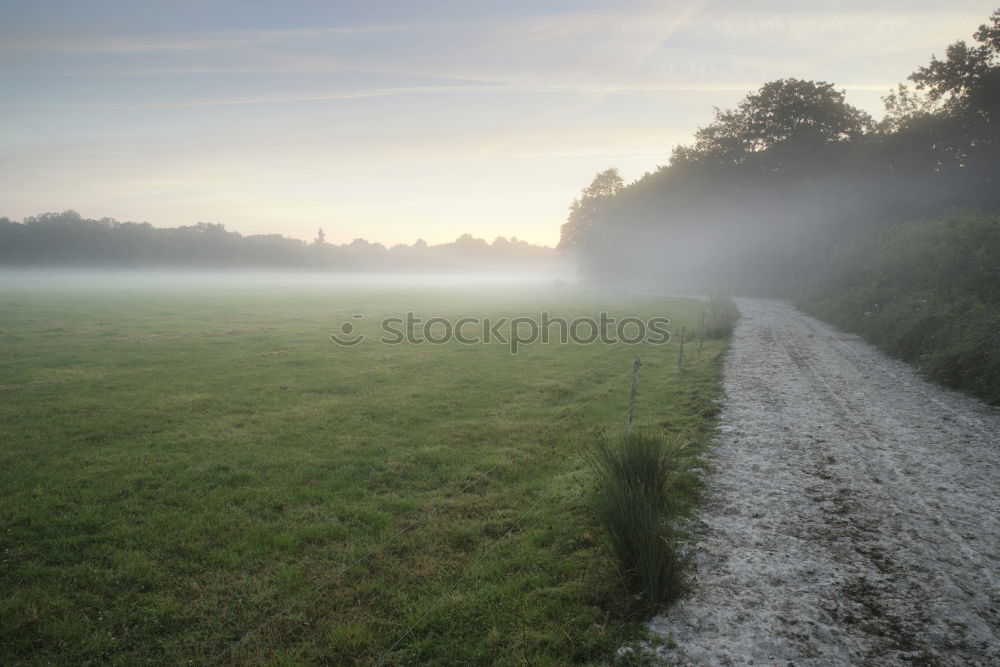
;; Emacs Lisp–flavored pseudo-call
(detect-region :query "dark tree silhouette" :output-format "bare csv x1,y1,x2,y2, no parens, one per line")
671,79,873,169
558,168,623,251
0,211,556,272
565,10,1000,293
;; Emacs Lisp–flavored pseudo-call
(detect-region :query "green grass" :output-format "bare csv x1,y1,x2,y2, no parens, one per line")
0,280,727,665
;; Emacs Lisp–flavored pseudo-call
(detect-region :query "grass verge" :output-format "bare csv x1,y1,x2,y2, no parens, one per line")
588,296,737,615
799,210,1000,405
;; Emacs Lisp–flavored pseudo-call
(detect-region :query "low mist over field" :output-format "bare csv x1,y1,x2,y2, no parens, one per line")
0,268,574,292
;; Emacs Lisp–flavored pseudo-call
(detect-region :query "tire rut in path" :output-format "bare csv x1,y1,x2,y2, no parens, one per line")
643,299,1000,666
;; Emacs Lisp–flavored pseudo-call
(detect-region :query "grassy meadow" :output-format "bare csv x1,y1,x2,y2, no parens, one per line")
0,277,727,665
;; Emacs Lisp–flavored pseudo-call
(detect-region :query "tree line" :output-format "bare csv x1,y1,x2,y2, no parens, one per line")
0,211,555,272
559,9,1000,402
561,10,1000,295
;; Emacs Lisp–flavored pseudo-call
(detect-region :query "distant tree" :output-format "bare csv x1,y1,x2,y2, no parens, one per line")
0,212,556,270
454,233,489,248
558,168,624,251
581,168,625,199
194,222,227,234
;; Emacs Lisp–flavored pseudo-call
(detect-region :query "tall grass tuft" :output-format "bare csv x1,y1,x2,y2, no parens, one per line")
589,433,691,606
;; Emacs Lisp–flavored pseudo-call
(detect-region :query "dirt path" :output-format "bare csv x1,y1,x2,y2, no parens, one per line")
645,299,1000,666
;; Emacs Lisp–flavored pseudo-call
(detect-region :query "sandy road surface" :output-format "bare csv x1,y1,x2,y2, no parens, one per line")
645,299,1000,666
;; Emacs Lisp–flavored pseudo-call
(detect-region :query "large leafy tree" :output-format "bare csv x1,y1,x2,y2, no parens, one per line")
885,10,1000,126
911,10,1000,114
882,9,1000,208
672,79,872,168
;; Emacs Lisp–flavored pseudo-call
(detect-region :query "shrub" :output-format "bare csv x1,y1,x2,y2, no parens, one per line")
799,210,1000,404
704,295,740,340
589,434,691,606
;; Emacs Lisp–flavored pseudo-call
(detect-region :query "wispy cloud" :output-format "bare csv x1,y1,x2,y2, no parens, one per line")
1,79,900,116
6,5,956,94
3,1,990,243
0,23,428,54
4,82,903,116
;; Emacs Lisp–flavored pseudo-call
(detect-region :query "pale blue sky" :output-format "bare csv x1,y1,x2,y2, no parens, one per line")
1,1,994,245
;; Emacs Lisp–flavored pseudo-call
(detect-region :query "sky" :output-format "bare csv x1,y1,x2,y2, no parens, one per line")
1,1,995,246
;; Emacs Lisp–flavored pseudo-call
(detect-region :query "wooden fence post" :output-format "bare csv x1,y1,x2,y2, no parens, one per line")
625,356,641,437
677,326,686,370
697,311,705,360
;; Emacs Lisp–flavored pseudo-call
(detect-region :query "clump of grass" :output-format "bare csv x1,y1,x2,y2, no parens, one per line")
589,433,691,606
704,295,740,340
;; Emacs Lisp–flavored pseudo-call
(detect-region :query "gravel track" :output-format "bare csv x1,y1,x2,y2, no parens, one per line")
645,299,1000,666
